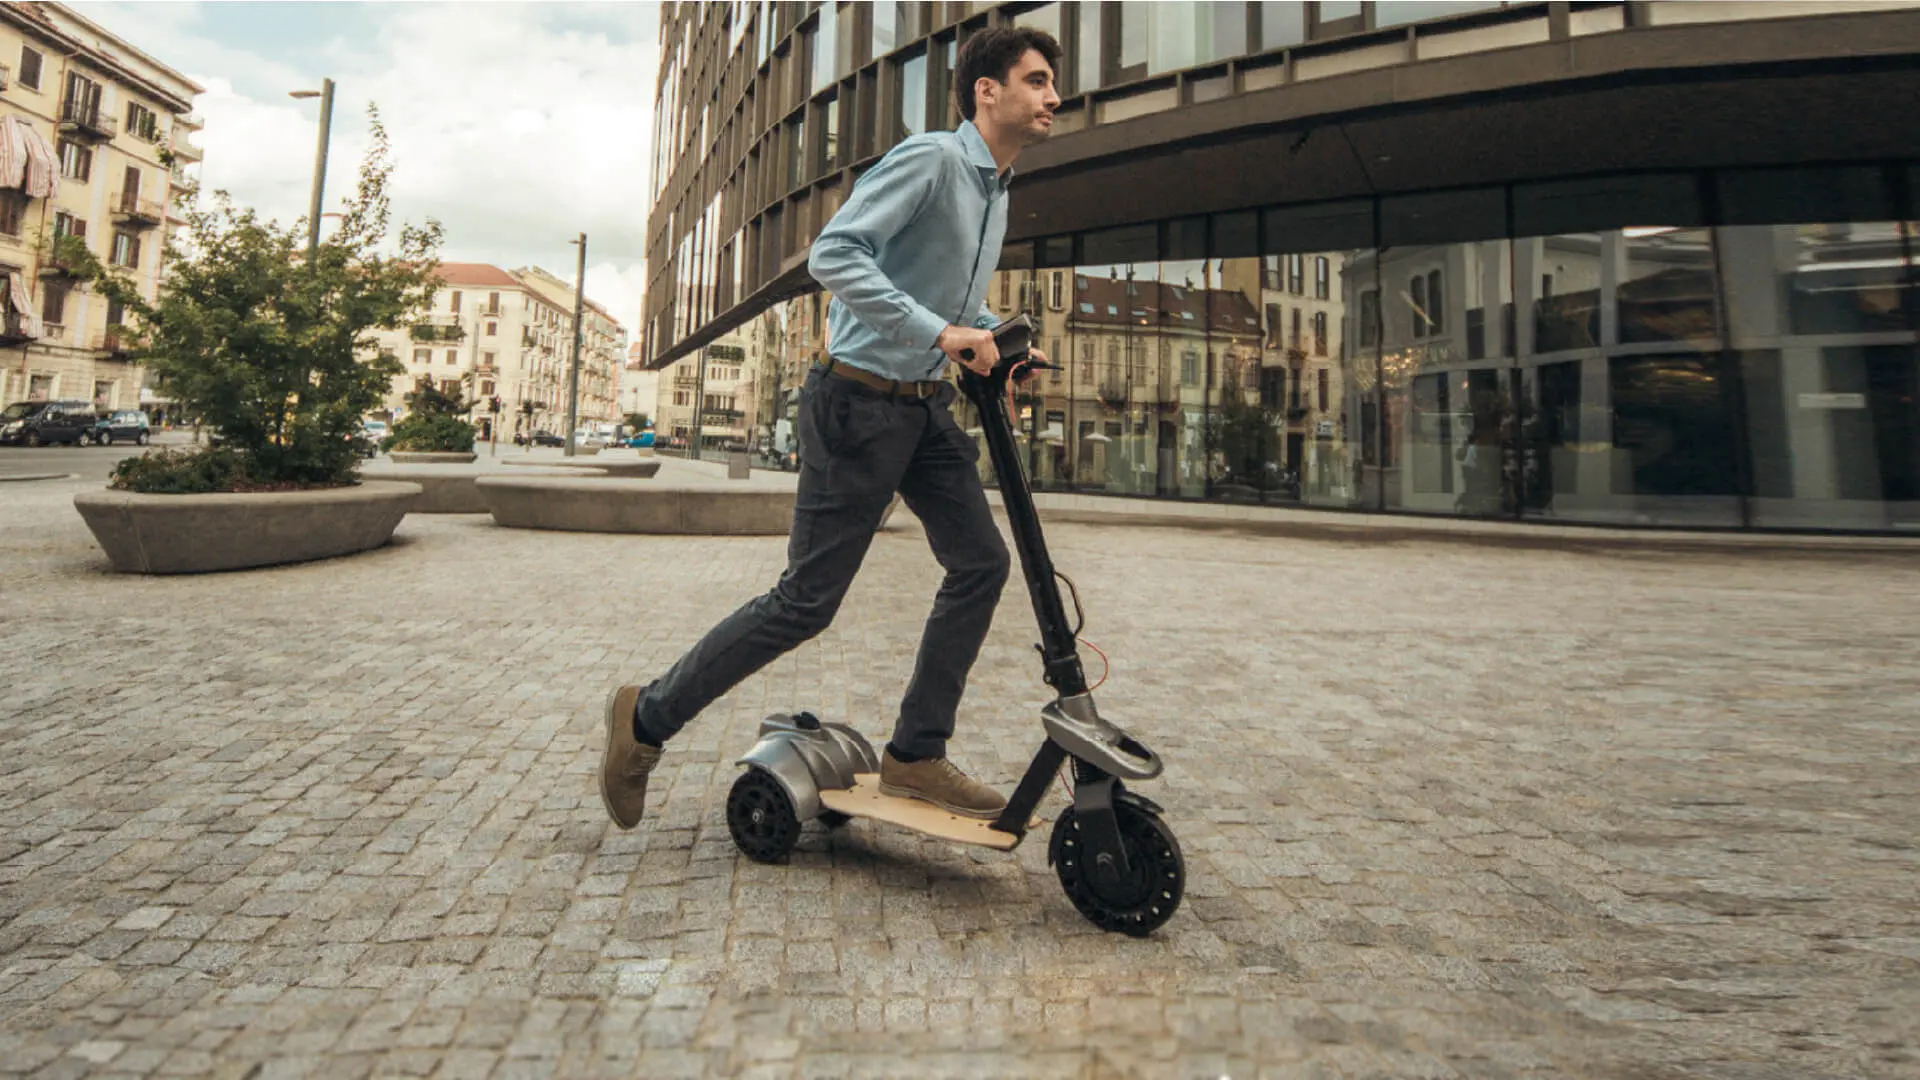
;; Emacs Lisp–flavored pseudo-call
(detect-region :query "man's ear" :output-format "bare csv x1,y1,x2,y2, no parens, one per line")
975,76,998,110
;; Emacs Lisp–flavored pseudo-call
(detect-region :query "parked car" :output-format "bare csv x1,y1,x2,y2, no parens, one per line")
516,430,563,447
90,409,152,446
0,400,98,446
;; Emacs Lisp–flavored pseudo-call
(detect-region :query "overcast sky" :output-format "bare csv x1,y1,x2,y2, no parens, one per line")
70,1,661,338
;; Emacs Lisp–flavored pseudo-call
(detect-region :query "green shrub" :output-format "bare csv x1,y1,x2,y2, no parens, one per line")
383,412,475,453
108,448,245,494
69,108,442,491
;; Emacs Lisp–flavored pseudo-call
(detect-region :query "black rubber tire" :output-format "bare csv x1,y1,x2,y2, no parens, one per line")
727,769,801,863
24,430,41,447
101,433,113,446
136,432,149,445
1049,802,1185,937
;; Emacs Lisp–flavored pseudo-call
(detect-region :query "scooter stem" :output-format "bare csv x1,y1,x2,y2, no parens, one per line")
958,323,1087,698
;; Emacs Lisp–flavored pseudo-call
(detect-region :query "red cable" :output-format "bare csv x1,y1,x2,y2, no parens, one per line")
1052,638,1111,804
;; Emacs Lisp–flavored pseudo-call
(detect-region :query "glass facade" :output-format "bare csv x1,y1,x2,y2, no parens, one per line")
644,2,1920,532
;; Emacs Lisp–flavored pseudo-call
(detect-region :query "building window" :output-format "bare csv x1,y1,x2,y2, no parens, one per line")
1262,255,1281,291
110,230,140,268
1290,307,1302,348
125,102,159,142
413,348,430,364
1314,256,1330,299
444,349,457,365
106,298,124,326
1317,368,1329,412
1181,350,1199,386
896,50,927,141
481,379,494,396
485,321,497,336
1426,269,1444,334
0,191,24,236
486,291,500,314
1050,271,1065,309
482,351,496,368
57,139,91,182
41,281,67,326
52,211,84,240
1359,290,1379,347
450,290,462,313
18,45,41,91
1000,274,1011,309
1410,274,1429,337
1264,303,1282,348
1313,311,1328,356
1287,254,1304,294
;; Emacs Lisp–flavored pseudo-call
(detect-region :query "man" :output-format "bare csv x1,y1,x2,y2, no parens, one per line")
597,27,1063,830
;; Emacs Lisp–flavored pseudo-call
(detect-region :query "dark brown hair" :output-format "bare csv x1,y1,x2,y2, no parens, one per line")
954,26,1062,123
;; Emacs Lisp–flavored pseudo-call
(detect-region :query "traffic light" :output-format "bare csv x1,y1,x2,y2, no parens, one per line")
490,395,501,413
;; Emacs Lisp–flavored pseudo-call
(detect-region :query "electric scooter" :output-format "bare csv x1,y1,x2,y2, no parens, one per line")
724,315,1184,937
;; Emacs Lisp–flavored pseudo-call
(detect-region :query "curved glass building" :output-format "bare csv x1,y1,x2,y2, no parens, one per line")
643,2,1920,533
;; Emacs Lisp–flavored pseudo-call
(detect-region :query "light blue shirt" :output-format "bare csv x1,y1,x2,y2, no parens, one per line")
807,120,1009,383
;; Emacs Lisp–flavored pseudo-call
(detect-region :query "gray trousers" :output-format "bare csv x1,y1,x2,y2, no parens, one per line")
634,366,1011,759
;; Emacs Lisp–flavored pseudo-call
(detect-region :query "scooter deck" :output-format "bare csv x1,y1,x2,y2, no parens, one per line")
819,775,1042,850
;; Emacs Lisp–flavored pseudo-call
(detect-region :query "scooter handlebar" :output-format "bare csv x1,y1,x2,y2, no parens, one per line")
957,314,1057,384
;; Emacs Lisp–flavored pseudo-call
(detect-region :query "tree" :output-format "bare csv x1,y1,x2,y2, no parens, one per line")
73,106,443,489
624,411,651,433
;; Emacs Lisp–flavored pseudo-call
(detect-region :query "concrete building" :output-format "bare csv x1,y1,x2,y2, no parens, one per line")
641,1,1920,533
0,1,202,420
368,262,626,442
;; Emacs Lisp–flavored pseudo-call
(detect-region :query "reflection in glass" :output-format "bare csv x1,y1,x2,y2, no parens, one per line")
873,1,897,58
1079,3,1103,93
1375,2,1506,28
824,96,839,174
1259,2,1305,50
899,52,926,140
813,3,837,94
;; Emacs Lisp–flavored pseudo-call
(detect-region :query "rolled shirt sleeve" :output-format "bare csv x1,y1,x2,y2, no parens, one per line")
807,138,953,354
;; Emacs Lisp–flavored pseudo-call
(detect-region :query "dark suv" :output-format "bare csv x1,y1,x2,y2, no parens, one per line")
0,400,99,446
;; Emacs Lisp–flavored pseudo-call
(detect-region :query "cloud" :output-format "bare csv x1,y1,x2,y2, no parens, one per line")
70,1,661,334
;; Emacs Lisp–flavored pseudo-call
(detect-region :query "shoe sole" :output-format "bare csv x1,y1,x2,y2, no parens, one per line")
876,780,1005,821
599,685,635,829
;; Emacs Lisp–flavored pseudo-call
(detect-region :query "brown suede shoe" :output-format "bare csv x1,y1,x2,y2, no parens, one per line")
877,750,1008,820
599,685,663,830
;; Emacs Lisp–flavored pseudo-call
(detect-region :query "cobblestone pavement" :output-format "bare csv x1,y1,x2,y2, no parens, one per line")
2,473,1916,1079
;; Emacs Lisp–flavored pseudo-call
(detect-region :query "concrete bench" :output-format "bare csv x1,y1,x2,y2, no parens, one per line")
500,456,662,479
362,464,592,513
477,475,796,535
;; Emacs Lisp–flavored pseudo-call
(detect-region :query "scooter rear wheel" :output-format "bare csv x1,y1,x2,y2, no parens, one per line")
1049,802,1184,937
727,769,801,863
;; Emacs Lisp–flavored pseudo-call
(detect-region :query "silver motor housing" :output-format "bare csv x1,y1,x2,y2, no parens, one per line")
735,713,879,822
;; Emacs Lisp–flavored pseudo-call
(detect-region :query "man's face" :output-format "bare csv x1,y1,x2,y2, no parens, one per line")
980,48,1060,143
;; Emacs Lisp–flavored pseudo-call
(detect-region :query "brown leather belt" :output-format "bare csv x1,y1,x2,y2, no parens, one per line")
817,357,945,400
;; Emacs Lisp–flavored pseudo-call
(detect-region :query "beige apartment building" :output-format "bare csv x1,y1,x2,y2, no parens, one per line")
0,1,201,417
367,262,625,441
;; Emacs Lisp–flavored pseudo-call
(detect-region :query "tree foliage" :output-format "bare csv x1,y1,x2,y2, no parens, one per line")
77,107,443,489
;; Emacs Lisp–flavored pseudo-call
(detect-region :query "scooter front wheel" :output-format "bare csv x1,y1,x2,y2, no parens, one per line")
727,769,801,863
1049,802,1184,937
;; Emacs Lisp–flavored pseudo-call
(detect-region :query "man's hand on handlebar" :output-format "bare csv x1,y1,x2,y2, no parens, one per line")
937,325,998,376
1011,345,1050,384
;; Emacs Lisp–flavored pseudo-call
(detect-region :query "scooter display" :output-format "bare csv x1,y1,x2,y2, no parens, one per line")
724,315,1184,936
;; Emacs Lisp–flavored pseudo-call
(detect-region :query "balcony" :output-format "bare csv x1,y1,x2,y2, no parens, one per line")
170,138,203,164
93,327,143,356
38,249,82,279
409,313,465,342
0,310,31,346
58,100,117,143
112,192,165,229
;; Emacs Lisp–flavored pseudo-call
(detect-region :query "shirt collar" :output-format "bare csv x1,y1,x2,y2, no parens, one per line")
957,120,1013,190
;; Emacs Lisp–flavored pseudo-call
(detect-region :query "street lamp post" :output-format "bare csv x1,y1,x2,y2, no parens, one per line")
289,79,335,259
564,233,586,458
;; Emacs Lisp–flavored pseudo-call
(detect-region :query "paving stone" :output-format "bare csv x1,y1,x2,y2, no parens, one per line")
2,477,1916,1075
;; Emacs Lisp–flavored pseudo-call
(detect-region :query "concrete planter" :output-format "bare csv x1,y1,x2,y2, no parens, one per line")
361,464,589,513
389,451,478,465
74,480,421,574
478,476,900,536
478,475,794,535
501,457,660,479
